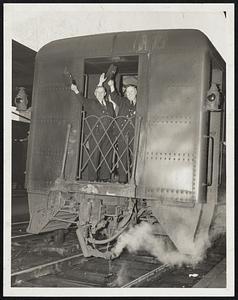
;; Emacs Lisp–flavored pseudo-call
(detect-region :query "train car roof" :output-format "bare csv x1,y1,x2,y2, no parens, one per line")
36,29,225,68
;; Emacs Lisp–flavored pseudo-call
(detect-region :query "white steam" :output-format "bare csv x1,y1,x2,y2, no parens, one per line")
209,204,226,240
111,222,211,267
108,262,129,287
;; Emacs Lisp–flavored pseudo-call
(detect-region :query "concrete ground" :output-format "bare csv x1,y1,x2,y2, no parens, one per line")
193,258,226,288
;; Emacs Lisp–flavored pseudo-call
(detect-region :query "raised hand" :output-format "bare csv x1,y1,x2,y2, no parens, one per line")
107,79,114,87
98,73,107,86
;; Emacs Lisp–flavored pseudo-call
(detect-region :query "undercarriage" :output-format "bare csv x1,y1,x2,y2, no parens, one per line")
30,182,160,260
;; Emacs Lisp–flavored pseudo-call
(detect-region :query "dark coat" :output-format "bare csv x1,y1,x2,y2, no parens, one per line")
76,93,115,131
109,90,136,183
74,92,115,181
109,90,136,135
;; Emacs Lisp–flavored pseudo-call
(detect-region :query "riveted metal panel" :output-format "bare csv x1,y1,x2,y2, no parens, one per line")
139,49,210,203
26,58,83,191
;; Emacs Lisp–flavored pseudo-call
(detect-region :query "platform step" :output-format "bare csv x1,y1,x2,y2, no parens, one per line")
40,211,78,232
27,208,78,234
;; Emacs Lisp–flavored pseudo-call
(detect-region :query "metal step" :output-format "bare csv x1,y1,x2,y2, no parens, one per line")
40,211,78,232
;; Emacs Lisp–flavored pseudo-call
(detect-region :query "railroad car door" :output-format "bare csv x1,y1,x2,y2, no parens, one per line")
140,48,215,253
26,56,84,217
140,49,211,203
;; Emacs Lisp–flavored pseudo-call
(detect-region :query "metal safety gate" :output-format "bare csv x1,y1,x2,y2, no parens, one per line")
78,112,141,184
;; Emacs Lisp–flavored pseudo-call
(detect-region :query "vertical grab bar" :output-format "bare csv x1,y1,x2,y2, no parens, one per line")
78,111,86,179
218,104,226,185
218,141,225,185
203,135,215,187
126,134,130,183
130,116,142,185
59,123,72,179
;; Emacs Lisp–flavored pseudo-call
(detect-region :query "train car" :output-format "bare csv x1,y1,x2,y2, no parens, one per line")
12,40,36,222
25,29,226,258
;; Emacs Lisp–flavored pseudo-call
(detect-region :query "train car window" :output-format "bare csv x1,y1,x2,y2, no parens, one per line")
78,56,139,184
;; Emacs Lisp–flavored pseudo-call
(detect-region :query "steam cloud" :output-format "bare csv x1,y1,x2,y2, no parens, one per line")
109,262,129,287
111,222,212,267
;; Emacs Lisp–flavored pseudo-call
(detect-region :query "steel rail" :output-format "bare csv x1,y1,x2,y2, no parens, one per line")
12,233,33,239
12,224,78,239
12,221,29,226
122,263,170,288
12,245,107,286
11,252,84,286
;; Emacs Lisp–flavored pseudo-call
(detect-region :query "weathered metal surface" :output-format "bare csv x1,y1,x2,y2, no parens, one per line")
140,50,208,203
52,179,136,198
69,181,135,197
193,111,223,245
150,203,203,254
27,191,78,233
26,59,83,192
148,110,224,254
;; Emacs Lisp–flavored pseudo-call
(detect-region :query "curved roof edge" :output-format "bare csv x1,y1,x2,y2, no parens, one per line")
36,29,225,66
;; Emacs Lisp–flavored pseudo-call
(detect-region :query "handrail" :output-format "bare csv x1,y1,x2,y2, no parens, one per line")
130,116,142,185
78,111,86,179
203,135,215,187
59,123,72,179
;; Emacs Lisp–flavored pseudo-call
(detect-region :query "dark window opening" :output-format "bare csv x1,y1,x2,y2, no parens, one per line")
77,56,140,184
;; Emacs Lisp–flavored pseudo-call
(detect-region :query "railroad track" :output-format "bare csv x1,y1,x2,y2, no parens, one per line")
11,223,171,287
11,245,226,288
12,221,31,238
11,225,80,274
12,250,170,287
11,222,226,288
